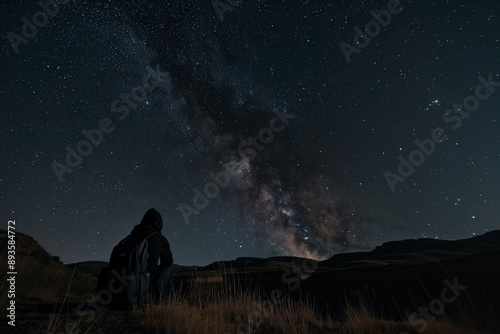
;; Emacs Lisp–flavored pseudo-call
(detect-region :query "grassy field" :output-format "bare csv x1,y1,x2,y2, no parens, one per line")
2,255,494,334
1,229,498,334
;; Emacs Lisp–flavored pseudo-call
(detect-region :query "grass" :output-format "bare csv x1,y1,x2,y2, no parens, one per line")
137,280,336,334
0,234,497,334
134,268,496,334
3,252,494,333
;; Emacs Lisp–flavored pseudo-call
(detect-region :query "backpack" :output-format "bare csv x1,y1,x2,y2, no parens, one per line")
97,231,158,309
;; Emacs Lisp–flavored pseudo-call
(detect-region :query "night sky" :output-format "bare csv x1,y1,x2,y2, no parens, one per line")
1,0,499,266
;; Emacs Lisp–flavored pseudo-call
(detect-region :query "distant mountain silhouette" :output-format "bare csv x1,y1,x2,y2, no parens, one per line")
2,228,499,328
0,228,62,267
319,230,500,268
0,229,96,302
65,261,109,278
300,230,500,322
62,230,500,278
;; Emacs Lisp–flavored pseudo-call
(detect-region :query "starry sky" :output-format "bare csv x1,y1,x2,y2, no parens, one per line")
1,0,499,266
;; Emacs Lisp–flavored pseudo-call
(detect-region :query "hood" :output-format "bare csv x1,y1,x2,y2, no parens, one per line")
140,208,163,232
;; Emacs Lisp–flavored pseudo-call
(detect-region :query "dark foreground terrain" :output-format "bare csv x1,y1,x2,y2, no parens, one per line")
1,229,499,333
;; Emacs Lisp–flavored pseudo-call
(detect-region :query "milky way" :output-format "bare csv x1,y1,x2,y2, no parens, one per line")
1,0,499,265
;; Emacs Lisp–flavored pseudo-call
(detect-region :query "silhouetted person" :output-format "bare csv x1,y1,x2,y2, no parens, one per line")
130,208,174,301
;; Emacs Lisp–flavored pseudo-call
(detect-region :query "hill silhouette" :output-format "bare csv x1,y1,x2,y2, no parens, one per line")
1,229,499,333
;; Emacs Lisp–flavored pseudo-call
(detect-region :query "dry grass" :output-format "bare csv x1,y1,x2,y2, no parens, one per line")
339,288,497,334
137,280,336,334
1,237,496,334
135,270,494,334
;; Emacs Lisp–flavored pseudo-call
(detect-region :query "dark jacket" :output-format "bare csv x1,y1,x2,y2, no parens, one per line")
130,208,173,270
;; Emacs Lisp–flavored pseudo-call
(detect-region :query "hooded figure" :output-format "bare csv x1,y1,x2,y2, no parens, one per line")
130,208,174,299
